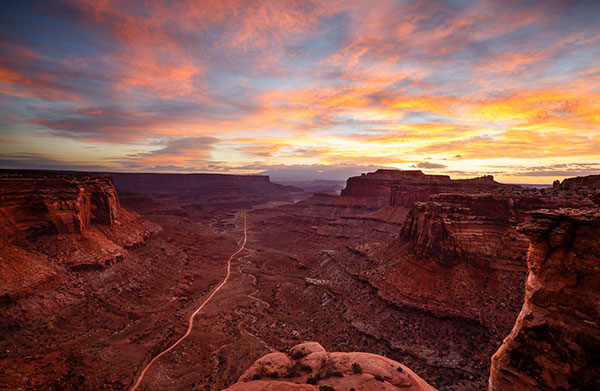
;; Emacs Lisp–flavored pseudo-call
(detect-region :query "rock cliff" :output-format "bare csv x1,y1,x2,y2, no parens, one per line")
0,174,119,247
340,170,510,209
397,192,557,268
222,342,436,391
553,174,600,191
108,172,305,206
488,208,600,391
0,172,158,299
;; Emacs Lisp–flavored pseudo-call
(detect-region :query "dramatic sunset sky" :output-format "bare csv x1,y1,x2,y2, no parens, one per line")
1,0,599,183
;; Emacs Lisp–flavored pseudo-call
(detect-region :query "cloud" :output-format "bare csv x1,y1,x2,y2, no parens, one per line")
504,163,600,177
414,161,447,169
0,0,598,182
257,164,390,181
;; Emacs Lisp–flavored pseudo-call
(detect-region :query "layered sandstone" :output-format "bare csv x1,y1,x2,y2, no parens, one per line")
0,172,158,298
223,342,436,391
397,192,560,268
340,169,511,209
0,174,119,247
370,189,594,324
488,208,600,391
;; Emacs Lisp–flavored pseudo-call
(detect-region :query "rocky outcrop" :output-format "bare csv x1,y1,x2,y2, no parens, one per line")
340,170,511,209
0,174,119,247
553,174,600,191
223,342,436,391
397,192,558,268
390,175,512,209
488,208,600,391
356,189,594,348
0,172,158,298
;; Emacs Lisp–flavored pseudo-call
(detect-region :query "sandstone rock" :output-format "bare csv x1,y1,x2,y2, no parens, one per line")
488,208,600,391
555,174,600,191
340,169,511,209
226,342,437,391
0,171,159,296
0,174,119,247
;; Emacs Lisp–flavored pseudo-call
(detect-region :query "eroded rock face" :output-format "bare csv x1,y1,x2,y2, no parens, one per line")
340,169,510,209
0,174,119,247
223,342,437,391
488,208,600,391
397,192,558,268
0,172,159,298
368,190,587,328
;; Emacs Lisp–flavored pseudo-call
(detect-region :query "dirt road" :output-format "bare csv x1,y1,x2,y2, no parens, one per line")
130,212,248,391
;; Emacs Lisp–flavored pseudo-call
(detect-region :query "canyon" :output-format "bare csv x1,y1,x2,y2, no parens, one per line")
489,206,600,391
0,169,598,391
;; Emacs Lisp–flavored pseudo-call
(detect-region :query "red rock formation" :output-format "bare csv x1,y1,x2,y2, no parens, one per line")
397,192,555,268
367,191,545,330
108,172,305,205
554,174,600,191
0,175,119,247
0,172,158,298
340,169,511,210
488,208,600,391
223,342,437,391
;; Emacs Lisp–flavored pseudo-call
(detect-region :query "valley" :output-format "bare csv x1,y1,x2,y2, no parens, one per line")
0,170,598,391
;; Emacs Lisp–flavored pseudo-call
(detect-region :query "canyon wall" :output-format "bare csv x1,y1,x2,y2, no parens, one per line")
339,169,511,210
397,192,569,268
0,174,119,247
369,191,545,330
488,207,600,391
0,172,158,299
109,172,304,205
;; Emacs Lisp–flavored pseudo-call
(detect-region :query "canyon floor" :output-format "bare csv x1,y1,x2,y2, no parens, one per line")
1,189,505,391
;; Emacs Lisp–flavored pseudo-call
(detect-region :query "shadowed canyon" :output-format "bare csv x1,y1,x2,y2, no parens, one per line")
1,169,598,391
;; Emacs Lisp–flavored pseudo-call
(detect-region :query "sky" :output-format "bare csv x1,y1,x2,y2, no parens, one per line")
0,0,599,183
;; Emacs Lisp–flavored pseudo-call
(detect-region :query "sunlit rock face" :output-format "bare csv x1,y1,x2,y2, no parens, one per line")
489,208,600,391
222,342,437,391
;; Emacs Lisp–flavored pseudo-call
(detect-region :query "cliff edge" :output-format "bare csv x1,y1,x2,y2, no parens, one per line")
488,207,600,391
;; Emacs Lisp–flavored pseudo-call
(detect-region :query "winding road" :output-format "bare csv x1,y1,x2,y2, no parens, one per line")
130,211,248,391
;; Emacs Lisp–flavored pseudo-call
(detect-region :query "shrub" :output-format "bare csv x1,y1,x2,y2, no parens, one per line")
374,375,384,382
300,364,313,373
325,371,343,378
319,386,335,391
307,374,321,385
291,350,307,360
351,363,362,374
268,371,279,379
396,366,403,372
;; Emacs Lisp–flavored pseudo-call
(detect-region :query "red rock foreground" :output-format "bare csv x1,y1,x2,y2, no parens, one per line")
489,207,600,391
223,342,436,391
